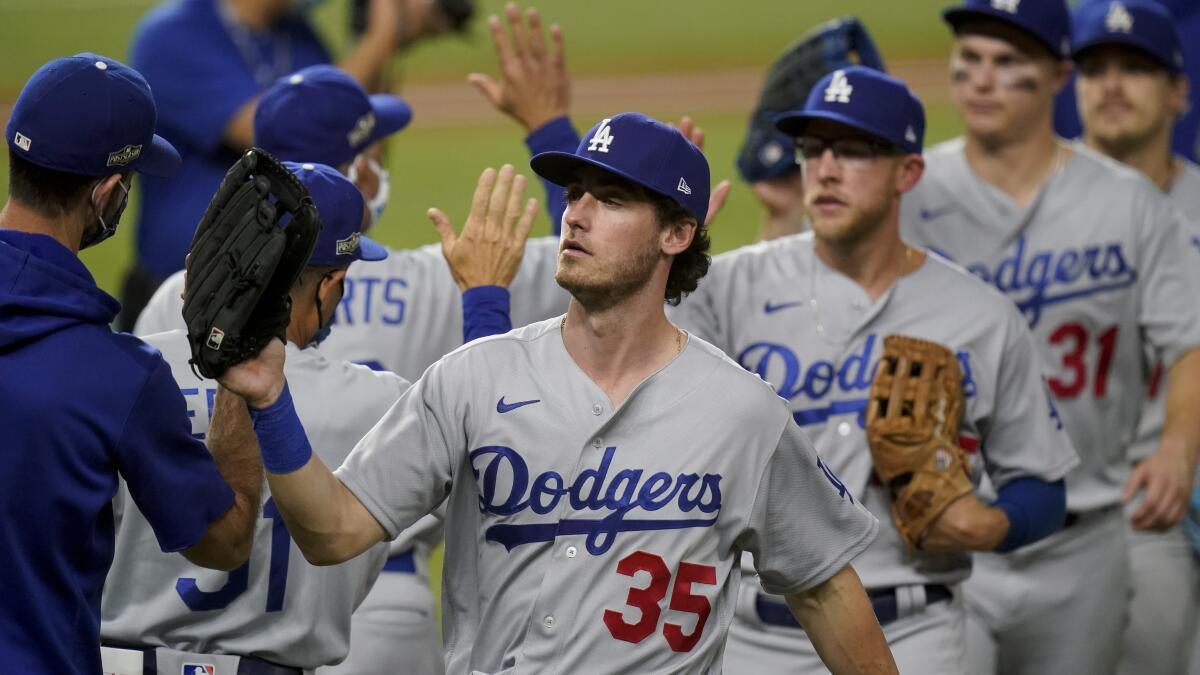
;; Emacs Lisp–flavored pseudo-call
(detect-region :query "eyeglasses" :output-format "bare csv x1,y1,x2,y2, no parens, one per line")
796,136,903,165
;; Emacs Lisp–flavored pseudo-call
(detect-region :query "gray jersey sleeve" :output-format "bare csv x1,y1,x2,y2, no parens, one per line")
740,420,878,595
335,356,465,539
669,272,725,348
1135,186,1200,368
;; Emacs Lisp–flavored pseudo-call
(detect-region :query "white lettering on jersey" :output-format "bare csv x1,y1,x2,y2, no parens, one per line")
824,70,853,104
1105,2,1134,33
588,119,616,153
991,0,1020,13
677,177,692,195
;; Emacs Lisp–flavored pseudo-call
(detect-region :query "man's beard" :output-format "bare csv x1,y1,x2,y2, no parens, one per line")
556,236,662,312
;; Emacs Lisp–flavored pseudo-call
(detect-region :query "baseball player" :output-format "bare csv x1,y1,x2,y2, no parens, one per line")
898,2,1200,673
219,112,902,675
0,54,262,675
1056,0,1200,164
672,67,1078,675
1069,3,1200,673
130,65,538,674
102,163,397,674
135,63,569,381
103,161,535,674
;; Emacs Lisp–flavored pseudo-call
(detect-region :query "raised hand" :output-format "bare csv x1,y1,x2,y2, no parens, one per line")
467,3,570,133
671,115,732,228
428,165,540,291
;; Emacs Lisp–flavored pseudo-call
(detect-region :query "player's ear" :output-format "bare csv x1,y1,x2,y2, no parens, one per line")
91,173,126,209
660,217,697,257
895,154,925,195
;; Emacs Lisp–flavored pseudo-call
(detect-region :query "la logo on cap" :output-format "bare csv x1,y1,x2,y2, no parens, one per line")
106,144,142,167
1105,2,1133,33
587,118,616,153
991,0,1019,13
824,70,853,104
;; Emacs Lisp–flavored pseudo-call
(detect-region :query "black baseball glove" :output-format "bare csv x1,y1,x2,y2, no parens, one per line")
736,16,886,183
182,148,321,379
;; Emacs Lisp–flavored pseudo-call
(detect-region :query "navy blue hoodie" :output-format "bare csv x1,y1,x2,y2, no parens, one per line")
0,231,234,675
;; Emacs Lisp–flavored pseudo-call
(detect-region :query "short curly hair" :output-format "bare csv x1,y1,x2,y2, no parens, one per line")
647,190,710,306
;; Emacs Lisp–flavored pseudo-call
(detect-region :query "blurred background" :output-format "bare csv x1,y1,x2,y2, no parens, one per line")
0,0,961,297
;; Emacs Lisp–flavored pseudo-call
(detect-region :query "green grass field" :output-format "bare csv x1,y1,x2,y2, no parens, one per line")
1,0,965,294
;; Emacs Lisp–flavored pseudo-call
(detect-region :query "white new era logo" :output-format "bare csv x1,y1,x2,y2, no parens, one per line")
905,126,917,144
587,118,616,153
13,132,31,152
677,177,692,195
824,70,853,104
1105,2,1133,32
991,0,1019,13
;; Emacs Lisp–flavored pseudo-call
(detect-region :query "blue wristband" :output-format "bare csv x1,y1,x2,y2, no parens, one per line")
247,381,313,474
993,478,1066,552
462,285,512,343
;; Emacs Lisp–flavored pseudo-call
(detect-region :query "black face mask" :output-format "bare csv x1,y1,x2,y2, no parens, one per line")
310,272,345,347
80,178,130,251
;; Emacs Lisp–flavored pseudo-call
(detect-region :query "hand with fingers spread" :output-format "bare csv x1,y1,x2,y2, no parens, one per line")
429,165,540,291
468,2,569,133
670,115,733,228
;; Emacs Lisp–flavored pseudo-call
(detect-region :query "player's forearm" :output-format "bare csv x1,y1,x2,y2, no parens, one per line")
188,387,264,569
264,455,382,565
221,98,257,151
1162,348,1200,471
785,565,899,675
338,30,398,92
247,383,384,565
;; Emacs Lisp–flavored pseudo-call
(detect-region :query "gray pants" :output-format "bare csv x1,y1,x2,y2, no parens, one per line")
964,508,1129,675
318,570,443,675
722,579,966,674
1118,517,1200,675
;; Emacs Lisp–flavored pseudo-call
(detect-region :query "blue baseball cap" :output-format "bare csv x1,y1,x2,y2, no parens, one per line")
943,0,1072,59
774,66,926,154
256,66,413,168
6,53,180,177
530,112,711,224
285,161,388,267
1071,0,1184,73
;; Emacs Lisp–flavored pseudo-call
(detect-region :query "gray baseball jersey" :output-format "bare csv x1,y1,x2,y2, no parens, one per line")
671,232,1077,590
1128,159,1200,462
334,317,879,674
101,332,407,669
899,139,1200,511
134,238,569,381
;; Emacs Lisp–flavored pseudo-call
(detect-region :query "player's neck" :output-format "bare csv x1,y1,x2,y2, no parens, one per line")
0,199,81,254
964,124,1065,208
562,291,682,408
1086,130,1179,192
814,214,921,302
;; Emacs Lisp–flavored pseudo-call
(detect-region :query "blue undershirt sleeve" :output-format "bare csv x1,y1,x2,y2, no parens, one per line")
462,285,512,343
525,116,581,235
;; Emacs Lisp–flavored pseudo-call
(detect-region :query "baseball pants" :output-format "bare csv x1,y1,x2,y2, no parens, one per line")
722,578,966,674
1118,515,1200,675
318,568,443,675
964,507,1129,675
